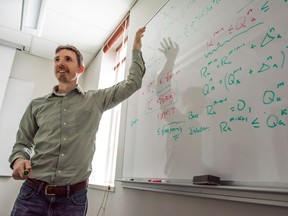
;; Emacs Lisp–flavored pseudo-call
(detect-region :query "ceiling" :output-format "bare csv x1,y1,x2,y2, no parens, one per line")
0,0,137,67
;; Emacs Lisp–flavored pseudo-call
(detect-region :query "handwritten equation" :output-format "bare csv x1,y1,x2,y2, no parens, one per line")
130,0,287,142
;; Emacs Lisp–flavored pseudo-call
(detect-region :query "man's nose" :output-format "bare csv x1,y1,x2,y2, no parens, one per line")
57,59,65,67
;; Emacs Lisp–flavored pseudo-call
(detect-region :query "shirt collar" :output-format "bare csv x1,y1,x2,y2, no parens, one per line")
45,85,86,99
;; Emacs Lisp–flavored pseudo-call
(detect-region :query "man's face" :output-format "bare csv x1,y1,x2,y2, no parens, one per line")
54,49,84,83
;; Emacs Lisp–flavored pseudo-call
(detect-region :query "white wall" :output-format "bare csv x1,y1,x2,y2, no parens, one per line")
87,182,288,216
0,45,16,110
9,51,56,98
0,51,55,215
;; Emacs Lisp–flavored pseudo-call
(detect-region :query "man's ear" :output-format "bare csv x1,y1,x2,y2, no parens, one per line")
78,66,85,74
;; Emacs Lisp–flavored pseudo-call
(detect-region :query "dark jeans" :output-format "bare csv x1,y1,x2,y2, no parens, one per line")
10,180,88,216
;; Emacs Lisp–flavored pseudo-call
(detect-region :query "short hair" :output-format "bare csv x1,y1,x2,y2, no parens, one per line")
55,45,84,67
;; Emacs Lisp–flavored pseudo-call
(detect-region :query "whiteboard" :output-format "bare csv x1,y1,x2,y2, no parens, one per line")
0,78,34,176
122,0,288,185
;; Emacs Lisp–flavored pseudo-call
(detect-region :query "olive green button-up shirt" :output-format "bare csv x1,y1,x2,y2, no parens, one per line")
9,49,145,185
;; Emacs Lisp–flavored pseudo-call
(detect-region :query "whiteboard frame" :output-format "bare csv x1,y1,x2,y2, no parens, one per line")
120,179,288,207
121,0,288,191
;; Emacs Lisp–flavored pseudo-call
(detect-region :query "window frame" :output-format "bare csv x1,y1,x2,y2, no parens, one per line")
88,31,128,191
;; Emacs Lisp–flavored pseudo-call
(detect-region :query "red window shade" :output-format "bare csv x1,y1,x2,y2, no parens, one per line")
114,57,126,71
116,36,128,52
103,13,130,53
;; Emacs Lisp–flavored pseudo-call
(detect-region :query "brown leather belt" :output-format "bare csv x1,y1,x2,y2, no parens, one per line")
26,178,88,196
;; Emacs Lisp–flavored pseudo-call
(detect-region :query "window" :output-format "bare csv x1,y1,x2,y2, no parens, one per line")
89,14,129,188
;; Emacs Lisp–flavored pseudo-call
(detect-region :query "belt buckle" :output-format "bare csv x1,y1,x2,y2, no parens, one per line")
45,185,57,196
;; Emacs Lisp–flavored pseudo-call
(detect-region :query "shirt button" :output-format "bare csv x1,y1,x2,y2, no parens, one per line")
63,137,66,140
63,122,66,125
64,108,67,111
58,170,61,173
61,154,65,157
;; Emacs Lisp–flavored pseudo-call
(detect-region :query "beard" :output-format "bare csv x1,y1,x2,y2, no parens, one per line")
56,72,78,84
57,73,69,83
56,65,70,83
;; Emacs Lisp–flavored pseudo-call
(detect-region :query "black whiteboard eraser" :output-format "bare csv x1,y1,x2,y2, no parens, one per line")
193,175,220,185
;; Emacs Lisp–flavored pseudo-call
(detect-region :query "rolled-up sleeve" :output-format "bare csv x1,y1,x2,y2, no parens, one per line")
8,101,38,168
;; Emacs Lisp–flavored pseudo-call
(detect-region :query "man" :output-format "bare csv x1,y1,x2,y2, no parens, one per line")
9,27,146,216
